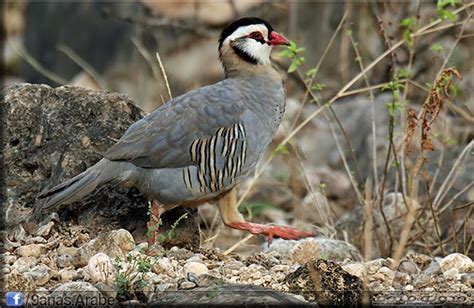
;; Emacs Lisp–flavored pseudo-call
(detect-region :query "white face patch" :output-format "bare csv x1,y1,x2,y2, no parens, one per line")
223,24,272,65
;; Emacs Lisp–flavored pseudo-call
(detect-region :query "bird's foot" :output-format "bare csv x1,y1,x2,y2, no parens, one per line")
226,221,314,245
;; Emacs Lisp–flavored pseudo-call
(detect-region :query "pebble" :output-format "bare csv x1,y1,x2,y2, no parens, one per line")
195,273,221,287
12,225,26,242
57,254,74,268
109,229,135,252
59,269,78,282
88,253,116,285
15,244,47,257
3,254,17,265
403,285,414,291
152,257,172,275
184,261,208,276
461,273,473,287
36,221,55,237
25,236,47,244
443,267,459,279
342,262,367,281
155,282,178,292
440,253,472,272
12,256,38,273
57,243,78,257
25,264,52,286
180,281,196,289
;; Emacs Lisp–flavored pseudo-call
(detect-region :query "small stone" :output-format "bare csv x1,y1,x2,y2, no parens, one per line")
195,273,221,287
152,257,172,275
25,236,47,244
184,261,208,276
403,284,414,291
440,253,472,272
443,267,459,278
12,225,26,242
136,242,148,252
25,264,52,286
253,278,264,286
57,254,74,269
422,260,443,276
36,221,55,237
365,259,385,275
396,259,419,275
15,244,47,257
461,273,473,287
87,253,116,285
109,229,135,253
3,254,17,265
59,269,78,282
147,243,166,257
12,256,38,273
167,248,193,260
155,282,178,292
270,264,289,272
57,244,78,257
342,263,367,281
180,281,196,289
424,287,434,292
3,266,11,274
291,240,320,264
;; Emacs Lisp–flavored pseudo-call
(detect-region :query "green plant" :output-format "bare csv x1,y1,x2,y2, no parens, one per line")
156,212,188,243
279,41,305,73
436,0,461,21
113,252,154,301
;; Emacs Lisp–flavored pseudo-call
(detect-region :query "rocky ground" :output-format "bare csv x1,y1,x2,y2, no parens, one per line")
2,215,473,305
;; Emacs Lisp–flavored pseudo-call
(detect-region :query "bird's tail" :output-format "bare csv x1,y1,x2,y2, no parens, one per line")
37,158,128,212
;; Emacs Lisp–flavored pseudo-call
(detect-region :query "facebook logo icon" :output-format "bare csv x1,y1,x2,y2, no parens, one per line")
6,292,23,306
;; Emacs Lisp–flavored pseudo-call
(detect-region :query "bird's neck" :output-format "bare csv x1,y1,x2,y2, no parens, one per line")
219,46,281,80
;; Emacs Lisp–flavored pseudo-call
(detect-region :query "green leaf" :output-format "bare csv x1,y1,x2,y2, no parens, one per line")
274,143,290,155
430,43,444,53
400,17,414,27
311,83,327,91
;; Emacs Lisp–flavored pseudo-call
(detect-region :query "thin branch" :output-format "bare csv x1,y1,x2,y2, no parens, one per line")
131,37,163,88
156,52,172,100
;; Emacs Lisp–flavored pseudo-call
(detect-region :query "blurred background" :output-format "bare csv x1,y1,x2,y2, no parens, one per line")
4,1,472,258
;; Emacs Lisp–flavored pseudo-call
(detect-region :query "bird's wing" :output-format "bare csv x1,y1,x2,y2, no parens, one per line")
104,79,244,169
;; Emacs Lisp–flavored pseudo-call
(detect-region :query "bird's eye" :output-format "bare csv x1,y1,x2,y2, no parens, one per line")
249,31,263,40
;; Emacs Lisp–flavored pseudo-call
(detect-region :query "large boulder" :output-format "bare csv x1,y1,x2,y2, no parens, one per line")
2,83,198,248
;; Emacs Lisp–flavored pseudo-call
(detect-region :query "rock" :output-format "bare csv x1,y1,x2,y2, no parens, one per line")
15,244,47,257
184,261,208,277
396,259,419,275
74,229,134,267
440,253,472,272
3,238,21,251
166,247,193,260
11,225,27,242
443,268,459,279
149,284,309,305
50,282,111,306
25,264,52,286
2,253,17,265
245,252,280,269
4,83,199,248
87,253,116,285
365,259,385,275
12,256,38,273
59,269,78,282
180,281,196,289
266,237,362,262
57,254,74,269
36,221,54,237
152,257,173,275
291,240,320,264
285,259,363,305
342,262,367,282
195,273,222,287
156,282,178,292
25,236,47,244
461,273,473,287
57,244,78,257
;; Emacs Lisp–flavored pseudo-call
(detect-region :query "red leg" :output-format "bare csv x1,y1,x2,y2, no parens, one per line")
218,189,314,244
147,200,163,245
226,221,314,244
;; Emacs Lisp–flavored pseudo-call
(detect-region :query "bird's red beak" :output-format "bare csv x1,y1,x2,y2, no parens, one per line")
268,31,290,46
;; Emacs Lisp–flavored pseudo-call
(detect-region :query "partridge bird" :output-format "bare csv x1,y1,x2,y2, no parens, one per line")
38,17,314,243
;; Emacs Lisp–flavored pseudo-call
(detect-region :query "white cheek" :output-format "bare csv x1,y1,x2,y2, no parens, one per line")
240,40,272,64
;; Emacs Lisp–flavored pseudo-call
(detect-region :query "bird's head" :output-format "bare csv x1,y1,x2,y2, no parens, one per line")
218,17,289,71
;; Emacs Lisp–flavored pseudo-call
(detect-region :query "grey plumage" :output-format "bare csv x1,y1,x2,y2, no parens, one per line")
39,74,285,210
36,17,315,245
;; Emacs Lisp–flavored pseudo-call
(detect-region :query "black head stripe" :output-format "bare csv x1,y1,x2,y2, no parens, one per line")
218,17,273,50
